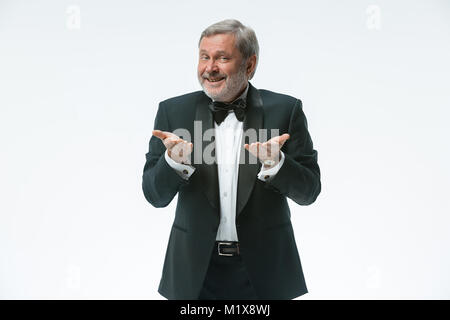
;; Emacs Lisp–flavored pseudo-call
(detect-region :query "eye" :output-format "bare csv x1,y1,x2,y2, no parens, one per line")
200,55,209,60
220,57,229,61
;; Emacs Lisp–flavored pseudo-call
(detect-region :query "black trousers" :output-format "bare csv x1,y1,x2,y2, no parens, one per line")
198,242,259,300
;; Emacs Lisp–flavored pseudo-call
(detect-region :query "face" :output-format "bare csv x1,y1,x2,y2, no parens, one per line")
197,33,254,102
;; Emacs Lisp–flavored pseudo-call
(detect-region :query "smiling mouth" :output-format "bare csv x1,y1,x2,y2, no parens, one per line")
205,77,225,83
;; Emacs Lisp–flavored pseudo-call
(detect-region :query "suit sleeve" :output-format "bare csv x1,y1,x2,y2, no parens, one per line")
263,99,321,205
142,102,190,208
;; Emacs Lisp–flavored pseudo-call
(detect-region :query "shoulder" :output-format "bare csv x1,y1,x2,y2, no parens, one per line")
258,88,301,113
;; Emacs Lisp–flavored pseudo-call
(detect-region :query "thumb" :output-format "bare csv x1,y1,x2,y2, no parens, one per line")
270,133,290,145
275,133,290,145
152,130,169,141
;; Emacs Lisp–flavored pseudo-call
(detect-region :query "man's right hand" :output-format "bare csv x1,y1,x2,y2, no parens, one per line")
152,130,193,164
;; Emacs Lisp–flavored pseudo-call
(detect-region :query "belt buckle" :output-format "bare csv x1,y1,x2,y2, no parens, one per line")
218,242,235,256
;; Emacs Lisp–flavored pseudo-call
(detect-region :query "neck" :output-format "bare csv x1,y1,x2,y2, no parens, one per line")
225,82,248,103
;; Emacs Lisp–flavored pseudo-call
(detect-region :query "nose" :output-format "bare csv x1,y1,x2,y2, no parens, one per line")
205,58,219,74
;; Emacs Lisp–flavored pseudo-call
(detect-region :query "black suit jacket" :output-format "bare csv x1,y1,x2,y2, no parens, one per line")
142,82,321,299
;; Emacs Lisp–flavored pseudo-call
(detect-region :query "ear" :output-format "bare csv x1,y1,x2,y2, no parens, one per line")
246,55,257,77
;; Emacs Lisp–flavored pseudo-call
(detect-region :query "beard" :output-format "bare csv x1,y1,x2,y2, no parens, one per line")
198,62,247,102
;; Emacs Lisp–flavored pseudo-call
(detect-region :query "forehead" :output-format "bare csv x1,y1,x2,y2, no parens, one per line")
199,33,238,54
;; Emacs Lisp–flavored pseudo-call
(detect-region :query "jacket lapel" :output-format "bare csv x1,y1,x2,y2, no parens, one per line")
193,92,220,212
236,82,263,217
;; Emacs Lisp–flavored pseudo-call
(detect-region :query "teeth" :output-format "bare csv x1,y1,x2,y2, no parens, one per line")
208,78,223,82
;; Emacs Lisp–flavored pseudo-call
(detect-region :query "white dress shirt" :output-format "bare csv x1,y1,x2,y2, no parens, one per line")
164,83,285,241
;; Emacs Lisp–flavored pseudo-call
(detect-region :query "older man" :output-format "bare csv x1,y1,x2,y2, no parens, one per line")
142,19,321,300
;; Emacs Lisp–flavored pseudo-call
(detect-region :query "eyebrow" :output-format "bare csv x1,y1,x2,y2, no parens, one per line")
199,49,229,55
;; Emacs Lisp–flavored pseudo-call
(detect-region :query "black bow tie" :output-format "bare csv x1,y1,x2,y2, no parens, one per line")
208,98,247,125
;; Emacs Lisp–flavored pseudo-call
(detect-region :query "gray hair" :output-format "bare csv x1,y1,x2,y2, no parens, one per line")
198,19,259,80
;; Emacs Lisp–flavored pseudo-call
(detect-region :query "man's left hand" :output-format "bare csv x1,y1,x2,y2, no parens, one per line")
244,134,290,169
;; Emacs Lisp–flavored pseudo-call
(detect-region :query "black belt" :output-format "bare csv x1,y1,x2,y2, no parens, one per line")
215,241,240,256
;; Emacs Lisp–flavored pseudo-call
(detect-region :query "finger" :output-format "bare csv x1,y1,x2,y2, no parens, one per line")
165,138,183,150
259,143,273,159
278,133,290,145
270,133,290,145
179,141,193,155
184,143,194,164
171,140,192,154
153,130,180,142
263,141,283,158
152,130,168,141
246,143,254,154
170,141,183,156
171,141,193,163
249,142,260,156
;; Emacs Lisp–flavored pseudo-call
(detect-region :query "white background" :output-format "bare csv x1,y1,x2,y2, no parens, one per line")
1,0,449,299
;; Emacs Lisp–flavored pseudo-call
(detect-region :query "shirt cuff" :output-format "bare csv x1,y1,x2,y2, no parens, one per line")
164,149,196,180
257,151,285,182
